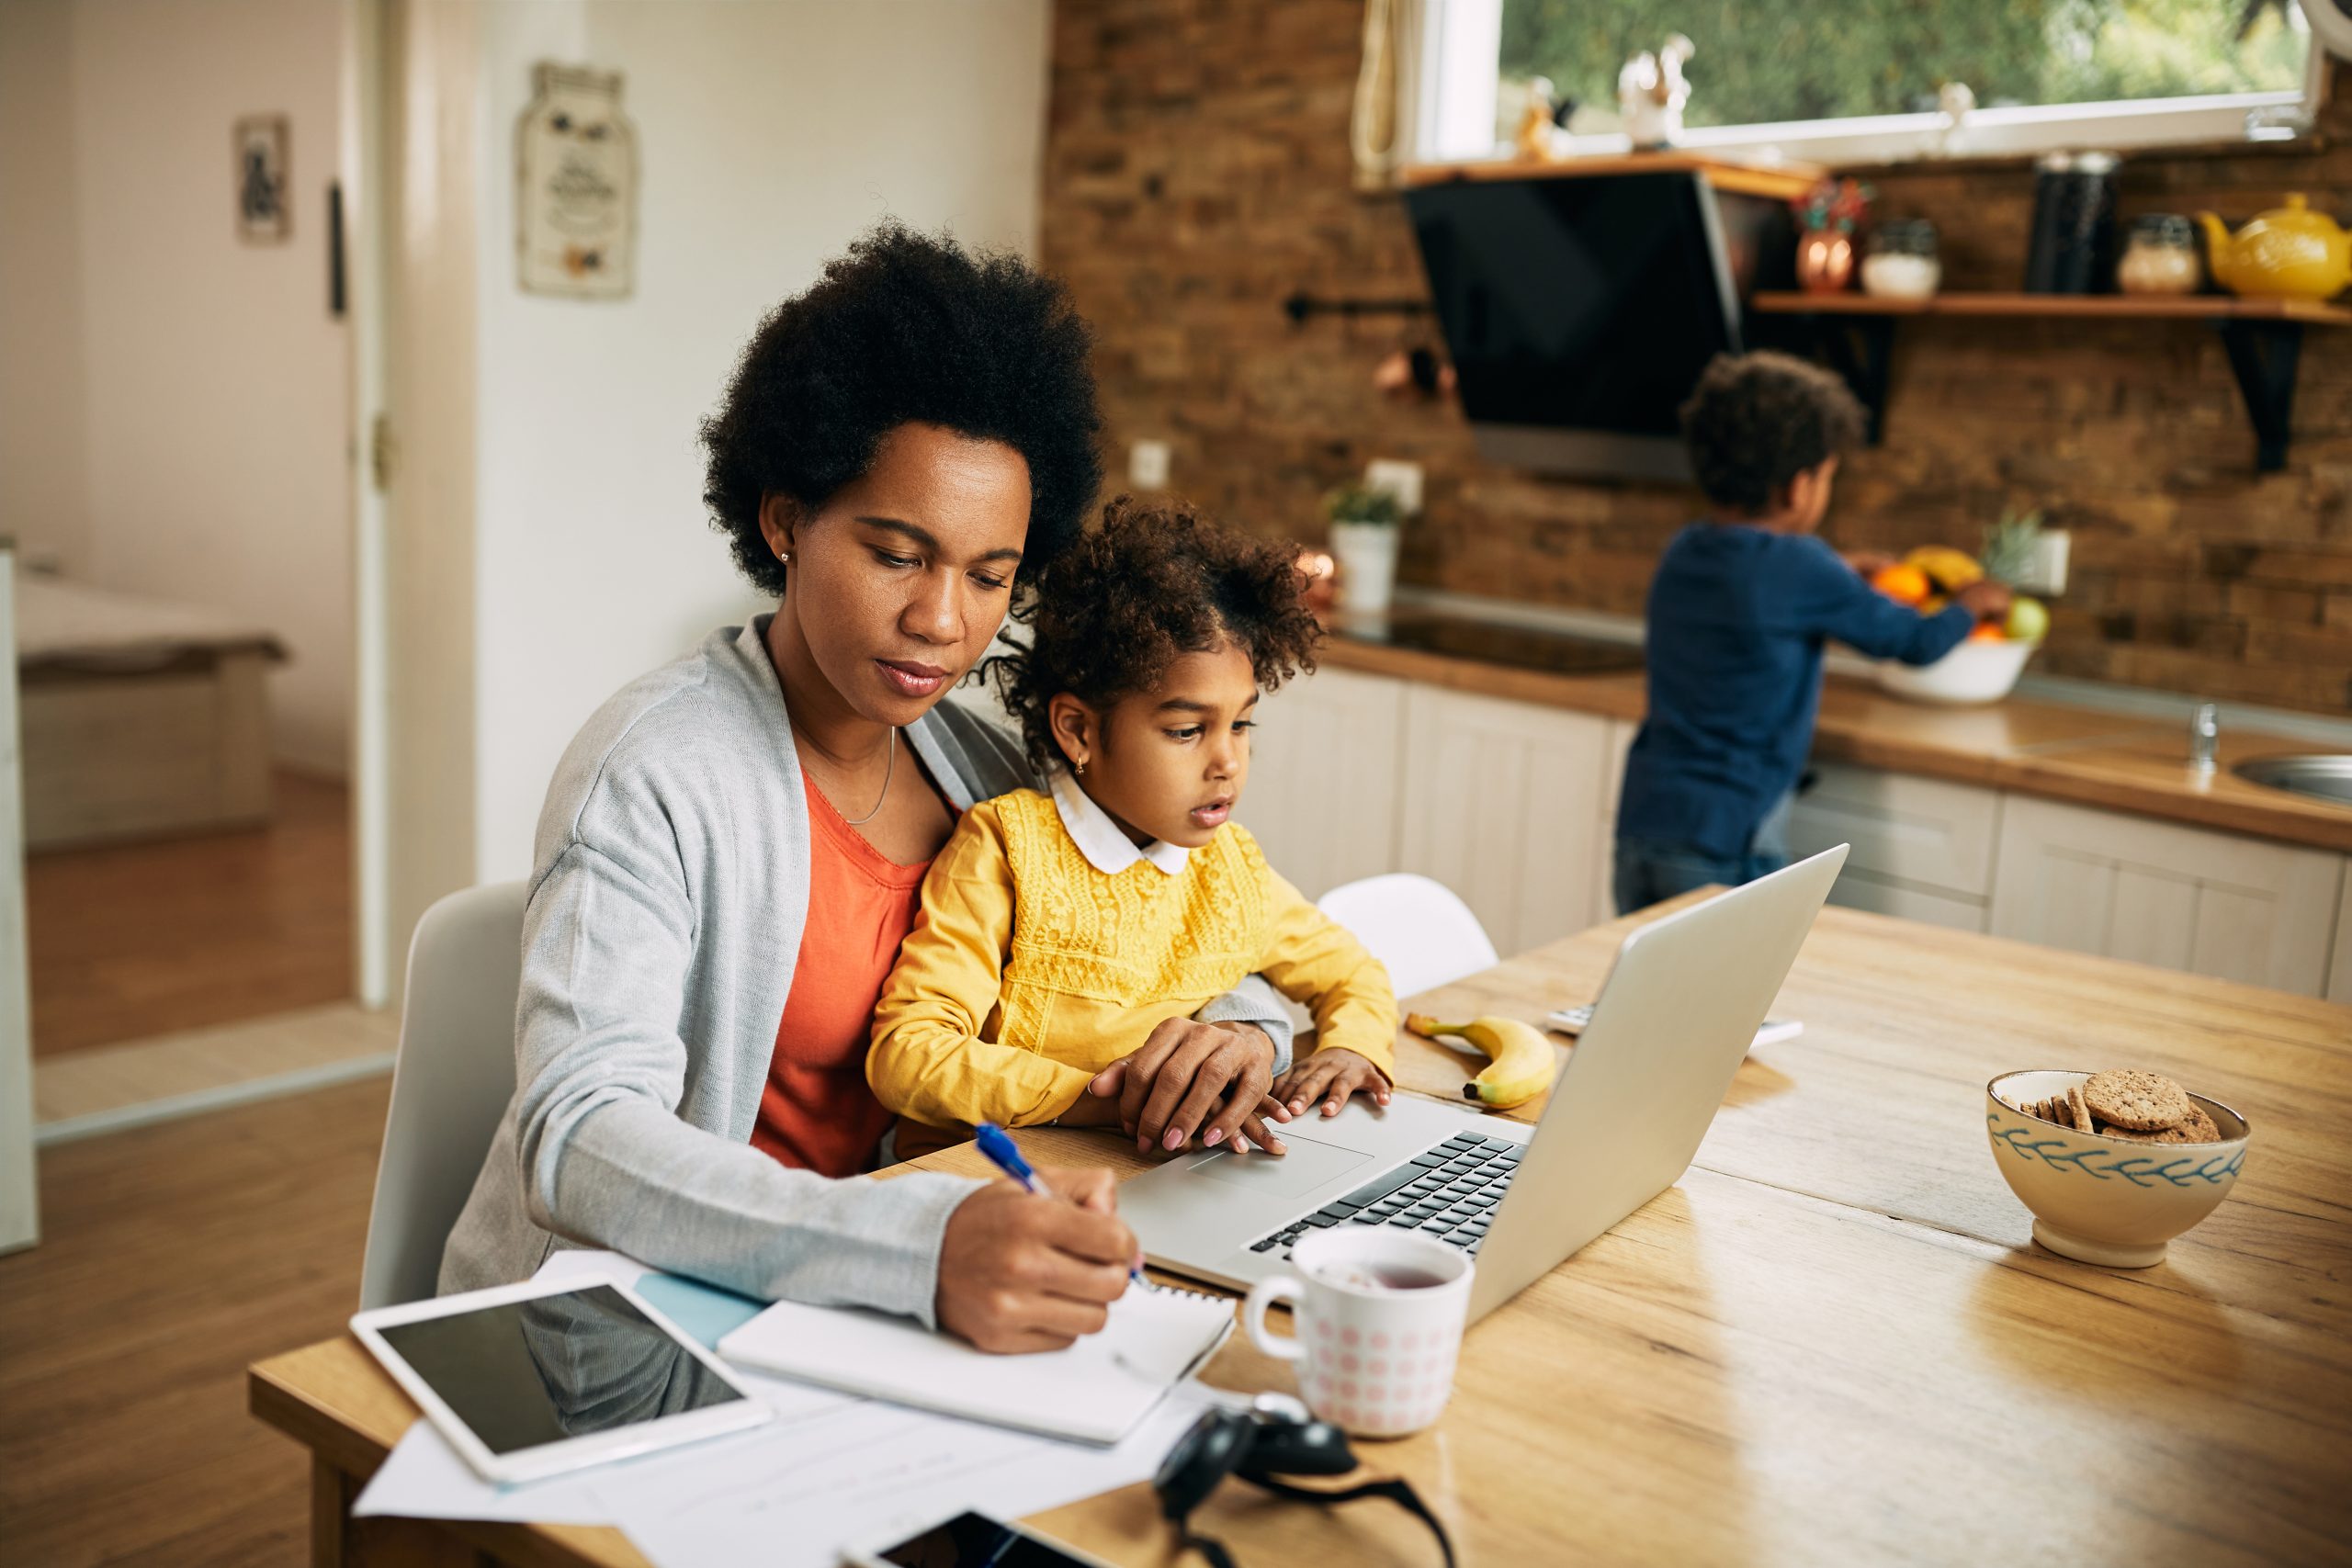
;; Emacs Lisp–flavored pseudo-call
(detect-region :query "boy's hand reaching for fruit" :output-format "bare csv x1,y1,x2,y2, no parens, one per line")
1954,579,2013,620
1272,1048,1393,1120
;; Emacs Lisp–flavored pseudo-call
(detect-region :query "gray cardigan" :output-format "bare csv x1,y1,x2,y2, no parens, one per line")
438,618,1290,1325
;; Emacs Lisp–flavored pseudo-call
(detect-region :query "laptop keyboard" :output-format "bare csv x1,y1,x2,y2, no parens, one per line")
1248,1129,1521,1263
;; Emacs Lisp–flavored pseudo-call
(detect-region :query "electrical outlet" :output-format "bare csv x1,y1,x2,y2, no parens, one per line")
1364,458,1423,514
2024,530,2070,595
1128,439,1171,491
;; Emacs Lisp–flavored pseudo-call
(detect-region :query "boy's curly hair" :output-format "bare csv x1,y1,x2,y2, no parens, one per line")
699,223,1103,596
1679,350,1866,516
984,496,1322,775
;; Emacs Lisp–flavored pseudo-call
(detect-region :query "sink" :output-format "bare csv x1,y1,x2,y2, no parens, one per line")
2233,754,2352,806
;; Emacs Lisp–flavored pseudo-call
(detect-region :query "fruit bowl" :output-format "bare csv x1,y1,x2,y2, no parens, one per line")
1984,1070,2249,1268
1877,635,2038,705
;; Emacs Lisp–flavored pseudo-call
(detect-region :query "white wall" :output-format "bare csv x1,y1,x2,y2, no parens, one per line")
67,0,353,775
0,0,94,581
462,0,1051,878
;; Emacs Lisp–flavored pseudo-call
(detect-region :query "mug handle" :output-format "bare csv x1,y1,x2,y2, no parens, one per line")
1243,1275,1305,1362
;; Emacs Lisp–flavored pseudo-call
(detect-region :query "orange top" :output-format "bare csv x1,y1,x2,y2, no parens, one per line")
750,773,935,1178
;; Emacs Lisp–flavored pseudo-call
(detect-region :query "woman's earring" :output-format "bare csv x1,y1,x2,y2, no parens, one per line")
775,549,791,564
1074,759,1087,775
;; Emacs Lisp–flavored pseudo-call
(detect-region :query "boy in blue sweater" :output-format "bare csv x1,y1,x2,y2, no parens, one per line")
1614,352,2010,912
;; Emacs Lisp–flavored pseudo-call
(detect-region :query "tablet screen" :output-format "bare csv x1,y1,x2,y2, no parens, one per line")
374,1284,749,1456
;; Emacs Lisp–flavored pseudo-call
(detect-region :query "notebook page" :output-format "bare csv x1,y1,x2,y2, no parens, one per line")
716,1281,1232,1446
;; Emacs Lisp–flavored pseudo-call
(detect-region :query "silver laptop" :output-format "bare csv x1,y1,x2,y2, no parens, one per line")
1121,844,1849,1324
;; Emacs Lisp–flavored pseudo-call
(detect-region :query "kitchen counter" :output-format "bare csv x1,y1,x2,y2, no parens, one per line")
1319,608,2352,853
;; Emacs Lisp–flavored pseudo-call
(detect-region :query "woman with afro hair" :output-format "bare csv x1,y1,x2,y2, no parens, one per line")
441,226,1295,1355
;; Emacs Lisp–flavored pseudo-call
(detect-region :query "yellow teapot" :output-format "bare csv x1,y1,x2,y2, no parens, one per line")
2196,194,2352,301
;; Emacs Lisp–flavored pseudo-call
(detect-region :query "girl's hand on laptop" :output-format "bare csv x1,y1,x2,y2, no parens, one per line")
1272,1049,1393,1120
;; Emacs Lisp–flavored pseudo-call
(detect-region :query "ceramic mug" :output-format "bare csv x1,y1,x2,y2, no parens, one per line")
1242,1228,1474,1438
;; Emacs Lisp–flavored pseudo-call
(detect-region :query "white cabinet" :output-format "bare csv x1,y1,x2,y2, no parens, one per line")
1787,763,2003,932
1239,667,1408,900
1989,795,2346,997
2330,869,2352,1005
1593,719,1635,919
1396,685,1615,955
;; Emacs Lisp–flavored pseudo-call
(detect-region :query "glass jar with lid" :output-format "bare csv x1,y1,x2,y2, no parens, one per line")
1861,220,1941,301
2117,214,2202,296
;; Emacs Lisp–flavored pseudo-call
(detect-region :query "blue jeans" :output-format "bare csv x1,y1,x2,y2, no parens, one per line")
1613,790,1794,915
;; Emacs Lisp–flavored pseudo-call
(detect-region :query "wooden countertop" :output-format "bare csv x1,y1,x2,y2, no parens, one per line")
1318,614,2352,853
251,903,2352,1566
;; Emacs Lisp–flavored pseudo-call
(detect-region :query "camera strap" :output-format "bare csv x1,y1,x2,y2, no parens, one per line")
1175,1472,1457,1568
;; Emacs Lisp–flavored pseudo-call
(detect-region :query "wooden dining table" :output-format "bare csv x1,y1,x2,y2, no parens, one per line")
251,898,2352,1566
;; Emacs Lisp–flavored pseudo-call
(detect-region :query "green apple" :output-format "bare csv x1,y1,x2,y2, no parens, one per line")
2004,595,2049,642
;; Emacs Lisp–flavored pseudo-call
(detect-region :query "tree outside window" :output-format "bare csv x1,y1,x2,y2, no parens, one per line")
1501,0,2309,140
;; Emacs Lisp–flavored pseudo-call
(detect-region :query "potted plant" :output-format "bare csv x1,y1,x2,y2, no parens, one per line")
1322,483,1406,615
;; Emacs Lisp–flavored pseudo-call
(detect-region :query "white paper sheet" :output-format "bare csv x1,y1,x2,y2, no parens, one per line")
608,1384,1213,1568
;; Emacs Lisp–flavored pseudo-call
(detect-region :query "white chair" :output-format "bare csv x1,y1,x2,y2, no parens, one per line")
357,880,530,1309
1316,873,1499,998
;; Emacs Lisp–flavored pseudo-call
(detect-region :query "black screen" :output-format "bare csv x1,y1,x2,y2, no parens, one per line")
376,1285,746,1456
877,1513,1100,1567
1405,171,1746,452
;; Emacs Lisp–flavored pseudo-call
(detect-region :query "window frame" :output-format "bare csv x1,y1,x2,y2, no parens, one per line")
1411,2,2330,170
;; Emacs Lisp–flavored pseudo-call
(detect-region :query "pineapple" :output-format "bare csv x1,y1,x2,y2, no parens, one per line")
1981,509,2043,589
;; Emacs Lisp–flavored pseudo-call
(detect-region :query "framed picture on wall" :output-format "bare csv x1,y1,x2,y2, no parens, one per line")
234,115,289,243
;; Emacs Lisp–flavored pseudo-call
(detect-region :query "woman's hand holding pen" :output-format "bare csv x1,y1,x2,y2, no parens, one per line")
935,1168,1136,1354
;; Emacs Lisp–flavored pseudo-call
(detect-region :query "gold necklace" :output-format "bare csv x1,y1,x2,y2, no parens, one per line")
833,728,896,827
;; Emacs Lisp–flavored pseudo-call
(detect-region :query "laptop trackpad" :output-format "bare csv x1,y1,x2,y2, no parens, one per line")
1183,1136,1371,1199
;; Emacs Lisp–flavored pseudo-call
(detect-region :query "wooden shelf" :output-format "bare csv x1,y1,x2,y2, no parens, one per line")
1751,290,2352,324
1403,153,1820,202
1747,290,2345,470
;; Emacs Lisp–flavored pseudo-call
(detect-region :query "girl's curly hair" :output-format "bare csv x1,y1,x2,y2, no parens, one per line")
983,496,1322,775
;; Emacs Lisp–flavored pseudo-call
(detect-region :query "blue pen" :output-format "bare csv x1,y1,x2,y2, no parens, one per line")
974,1122,1148,1284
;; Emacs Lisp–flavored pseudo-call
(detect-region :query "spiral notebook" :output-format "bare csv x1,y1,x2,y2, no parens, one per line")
715,1280,1234,1446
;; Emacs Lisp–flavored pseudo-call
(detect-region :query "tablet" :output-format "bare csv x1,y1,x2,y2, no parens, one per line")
352,1276,774,1484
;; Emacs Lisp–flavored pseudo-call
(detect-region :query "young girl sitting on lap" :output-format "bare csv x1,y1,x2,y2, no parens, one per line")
867,497,1398,1156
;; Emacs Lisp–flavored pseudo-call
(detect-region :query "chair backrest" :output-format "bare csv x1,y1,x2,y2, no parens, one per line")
357,880,530,1309
1316,873,1499,999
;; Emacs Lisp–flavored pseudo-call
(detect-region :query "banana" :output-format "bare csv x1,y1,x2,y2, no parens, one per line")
1406,1012,1558,1110
1902,545,1984,592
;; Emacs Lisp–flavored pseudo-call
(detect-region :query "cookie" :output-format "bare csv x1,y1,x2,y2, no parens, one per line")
2064,1085,2095,1133
2101,1103,2223,1145
2080,1069,2191,1133
2023,1091,2089,1132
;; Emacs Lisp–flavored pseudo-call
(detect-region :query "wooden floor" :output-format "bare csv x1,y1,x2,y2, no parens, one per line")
28,771,353,1056
0,1076,390,1566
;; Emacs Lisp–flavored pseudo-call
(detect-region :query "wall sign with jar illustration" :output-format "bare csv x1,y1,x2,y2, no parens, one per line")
515,63,637,300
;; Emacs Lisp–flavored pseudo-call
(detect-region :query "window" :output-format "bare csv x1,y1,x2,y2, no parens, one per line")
1415,0,2323,167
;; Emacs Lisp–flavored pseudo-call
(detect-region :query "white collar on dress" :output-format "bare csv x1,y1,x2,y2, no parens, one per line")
1048,765,1191,876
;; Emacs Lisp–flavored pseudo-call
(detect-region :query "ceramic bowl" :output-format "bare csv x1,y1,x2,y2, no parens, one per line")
1878,637,2038,705
1984,1070,2249,1268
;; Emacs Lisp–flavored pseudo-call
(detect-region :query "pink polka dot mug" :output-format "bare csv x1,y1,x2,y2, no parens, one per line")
1241,1227,1474,1439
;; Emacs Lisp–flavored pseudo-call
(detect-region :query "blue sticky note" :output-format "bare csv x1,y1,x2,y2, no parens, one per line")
636,1271,763,1350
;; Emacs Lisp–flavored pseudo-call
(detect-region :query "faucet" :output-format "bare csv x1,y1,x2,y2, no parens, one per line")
2188,703,2219,775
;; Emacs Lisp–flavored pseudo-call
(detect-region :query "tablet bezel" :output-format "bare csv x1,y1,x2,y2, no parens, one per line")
351,1273,774,1485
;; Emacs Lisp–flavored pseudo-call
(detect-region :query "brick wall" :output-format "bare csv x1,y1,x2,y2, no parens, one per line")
1041,0,2352,716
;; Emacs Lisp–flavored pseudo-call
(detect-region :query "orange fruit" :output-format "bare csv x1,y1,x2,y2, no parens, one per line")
1968,620,2007,641
1871,564,1930,605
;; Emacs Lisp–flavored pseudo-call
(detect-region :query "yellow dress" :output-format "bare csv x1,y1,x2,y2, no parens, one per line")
867,787,1398,1130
